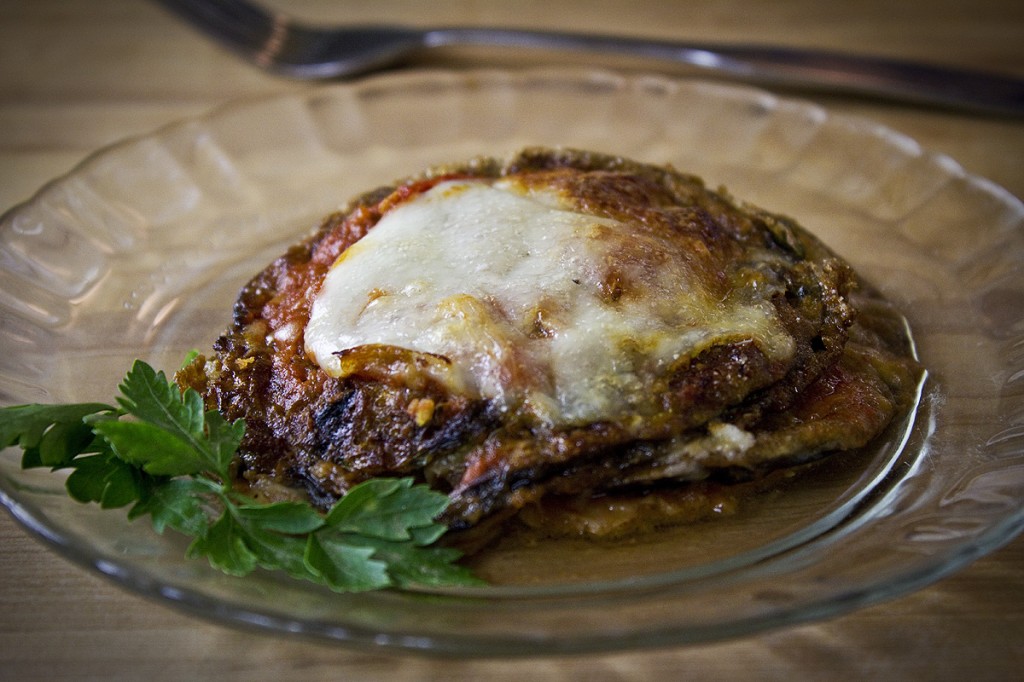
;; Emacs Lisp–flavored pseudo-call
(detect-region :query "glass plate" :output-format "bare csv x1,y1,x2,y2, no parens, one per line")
1,69,1022,657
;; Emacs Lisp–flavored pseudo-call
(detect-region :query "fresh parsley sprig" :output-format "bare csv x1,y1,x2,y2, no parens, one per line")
0,359,482,592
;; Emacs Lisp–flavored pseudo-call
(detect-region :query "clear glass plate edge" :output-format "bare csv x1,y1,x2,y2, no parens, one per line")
0,67,1021,656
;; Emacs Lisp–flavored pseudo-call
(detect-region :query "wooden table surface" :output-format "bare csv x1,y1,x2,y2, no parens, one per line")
1,1,1021,679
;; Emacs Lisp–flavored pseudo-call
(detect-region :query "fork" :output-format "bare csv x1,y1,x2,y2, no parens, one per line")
157,0,1024,117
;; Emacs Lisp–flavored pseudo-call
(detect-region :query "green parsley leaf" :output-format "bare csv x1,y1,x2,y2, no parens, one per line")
305,533,391,592
186,511,258,576
0,358,483,593
201,409,245,476
92,420,207,476
234,501,326,535
114,360,243,478
65,450,147,509
0,403,115,469
342,535,485,589
128,478,214,537
325,477,450,542
116,360,204,437
233,520,317,582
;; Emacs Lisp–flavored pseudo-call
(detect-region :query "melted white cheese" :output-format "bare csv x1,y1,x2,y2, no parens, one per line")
305,179,793,424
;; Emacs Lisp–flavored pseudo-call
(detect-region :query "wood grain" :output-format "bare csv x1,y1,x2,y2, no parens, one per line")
1,1,1021,679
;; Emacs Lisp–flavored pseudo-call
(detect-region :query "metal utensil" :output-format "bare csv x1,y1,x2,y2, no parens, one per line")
157,0,1024,116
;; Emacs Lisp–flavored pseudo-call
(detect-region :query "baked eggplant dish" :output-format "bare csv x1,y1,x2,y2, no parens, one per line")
176,147,920,540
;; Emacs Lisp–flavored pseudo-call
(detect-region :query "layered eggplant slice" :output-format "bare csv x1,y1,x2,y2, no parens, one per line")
177,148,920,534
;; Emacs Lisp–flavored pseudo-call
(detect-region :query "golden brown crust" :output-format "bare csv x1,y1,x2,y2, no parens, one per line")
178,147,920,531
